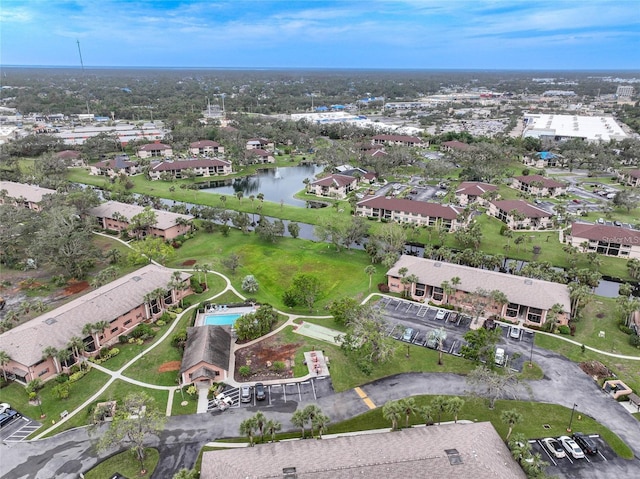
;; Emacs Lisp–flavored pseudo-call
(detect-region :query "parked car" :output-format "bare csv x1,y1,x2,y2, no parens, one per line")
572,199,581,203
435,310,447,320
0,403,11,415
240,385,252,403
559,435,585,459
495,348,506,366
511,441,534,464
0,408,21,428
255,382,266,401
542,438,566,458
573,432,598,455
402,328,414,342
510,326,521,339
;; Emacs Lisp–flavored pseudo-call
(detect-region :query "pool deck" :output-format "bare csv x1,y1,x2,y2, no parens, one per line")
196,305,257,327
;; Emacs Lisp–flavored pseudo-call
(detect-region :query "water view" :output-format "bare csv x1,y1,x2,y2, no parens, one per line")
200,164,324,207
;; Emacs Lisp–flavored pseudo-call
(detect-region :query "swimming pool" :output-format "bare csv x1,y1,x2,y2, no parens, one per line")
203,313,242,326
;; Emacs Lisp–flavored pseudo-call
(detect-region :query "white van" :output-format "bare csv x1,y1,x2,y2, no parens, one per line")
495,348,506,366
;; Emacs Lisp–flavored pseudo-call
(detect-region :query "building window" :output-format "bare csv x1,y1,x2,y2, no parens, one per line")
528,307,543,324
111,326,119,333
124,319,132,326
506,303,519,318
38,368,50,377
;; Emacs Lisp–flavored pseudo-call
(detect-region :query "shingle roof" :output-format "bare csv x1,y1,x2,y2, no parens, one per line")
455,181,498,196
201,422,526,479
514,174,565,188
571,222,640,246
387,255,571,312
311,174,356,188
491,200,550,218
622,169,640,179
94,156,136,170
190,140,221,148
139,143,171,151
0,181,56,203
180,326,231,373
56,150,81,159
150,159,230,172
0,265,191,366
442,140,470,151
88,200,193,230
246,148,270,157
357,196,461,220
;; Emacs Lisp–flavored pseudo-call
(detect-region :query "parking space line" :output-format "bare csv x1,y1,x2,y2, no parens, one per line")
538,440,557,466
297,383,302,401
597,451,607,461
353,387,376,409
311,379,317,400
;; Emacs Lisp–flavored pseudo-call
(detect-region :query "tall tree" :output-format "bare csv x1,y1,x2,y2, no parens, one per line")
445,396,465,424
466,365,523,409
399,397,417,428
501,409,523,441
239,417,258,446
382,400,403,431
364,265,377,291
96,392,166,473
0,350,10,381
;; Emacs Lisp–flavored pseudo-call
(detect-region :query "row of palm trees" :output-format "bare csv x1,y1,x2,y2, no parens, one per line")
382,396,465,431
239,411,283,446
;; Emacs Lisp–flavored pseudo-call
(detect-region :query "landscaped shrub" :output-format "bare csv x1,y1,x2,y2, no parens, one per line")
26,379,44,394
630,335,640,348
156,320,166,327
172,330,188,350
377,283,390,293
129,323,156,340
55,374,70,383
190,277,203,294
238,366,251,378
70,364,81,374
119,334,129,344
558,325,571,335
99,347,110,359
618,323,634,335
69,370,87,383
52,382,70,400
271,361,285,373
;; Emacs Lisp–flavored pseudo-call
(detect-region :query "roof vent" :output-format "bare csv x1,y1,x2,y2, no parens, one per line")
283,467,297,479
524,279,533,285
131,276,142,282
445,449,463,465
434,262,442,267
45,318,57,325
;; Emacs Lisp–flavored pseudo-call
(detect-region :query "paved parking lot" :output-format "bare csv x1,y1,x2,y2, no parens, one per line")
376,297,531,372
530,434,625,478
209,377,333,413
1,414,40,443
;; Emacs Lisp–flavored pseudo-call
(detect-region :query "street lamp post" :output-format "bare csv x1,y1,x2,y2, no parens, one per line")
567,403,578,432
529,331,535,367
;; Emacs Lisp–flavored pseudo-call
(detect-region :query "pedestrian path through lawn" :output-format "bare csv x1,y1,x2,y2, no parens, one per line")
294,321,344,345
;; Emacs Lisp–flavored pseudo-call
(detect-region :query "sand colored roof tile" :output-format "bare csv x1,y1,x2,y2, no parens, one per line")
514,174,565,188
0,265,190,366
0,181,56,203
311,174,356,188
88,200,193,230
387,255,570,312
571,222,640,246
455,181,498,196
357,196,461,220
201,422,526,479
190,140,221,148
491,200,551,218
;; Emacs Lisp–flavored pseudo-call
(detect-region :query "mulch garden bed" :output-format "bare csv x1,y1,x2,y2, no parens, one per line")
234,334,303,382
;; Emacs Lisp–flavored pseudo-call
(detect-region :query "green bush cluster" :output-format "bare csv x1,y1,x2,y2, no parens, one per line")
558,325,571,335
69,370,87,383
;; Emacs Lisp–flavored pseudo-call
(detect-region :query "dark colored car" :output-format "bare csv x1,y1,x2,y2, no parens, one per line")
255,382,266,401
0,408,21,428
573,432,598,455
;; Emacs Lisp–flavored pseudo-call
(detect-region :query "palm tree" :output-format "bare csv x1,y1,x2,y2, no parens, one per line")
105,248,121,265
68,336,86,361
265,418,282,442
303,404,322,437
201,263,211,290
82,322,96,350
236,191,243,203
404,274,420,298
291,409,307,438
56,348,73,370
93,321,110,349
445,396,465,423
312,413,330,438
167,271,186,307
399,397,417,428
364,265,377,291
42,346,60,374
382,400,403,431
431,396,448,425
501,409,523,441
239,417,257,446
418,405,434,426
490,290,509,316
253,411,267,442
0,350,10,381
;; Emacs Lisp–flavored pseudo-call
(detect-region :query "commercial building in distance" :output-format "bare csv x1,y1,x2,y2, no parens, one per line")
522,113,627,142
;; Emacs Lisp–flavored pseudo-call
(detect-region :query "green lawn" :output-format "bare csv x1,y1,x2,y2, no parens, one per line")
90,379,169,412
167,229,381,313
324,396,634,459
85,447,159,479
0,368,110,437
170,389,199,416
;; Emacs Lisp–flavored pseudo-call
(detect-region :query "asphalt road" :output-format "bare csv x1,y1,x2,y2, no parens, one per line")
2,349,639,479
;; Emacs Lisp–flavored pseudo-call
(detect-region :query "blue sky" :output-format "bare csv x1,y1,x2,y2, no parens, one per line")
2,0,639,69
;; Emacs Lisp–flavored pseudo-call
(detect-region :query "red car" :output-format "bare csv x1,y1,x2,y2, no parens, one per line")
572,199,581,204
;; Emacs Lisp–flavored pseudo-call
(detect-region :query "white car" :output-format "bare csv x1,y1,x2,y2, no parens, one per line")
559,435,585,459
495,348,506,366
435,310,447,320
542,437,566,459
510,326,521,339
0,403,10,415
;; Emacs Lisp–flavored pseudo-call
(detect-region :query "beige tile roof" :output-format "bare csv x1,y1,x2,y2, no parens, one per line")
388,255,570,312
571,222,640,246
455,181,498,196
201,422,526,479
88,200,193,230
491,200,551,219
514,174,566,188
0,265,190,366
0,181,56,203
357,196,461,220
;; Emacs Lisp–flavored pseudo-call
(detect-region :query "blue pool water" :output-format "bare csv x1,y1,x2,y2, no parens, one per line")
204,313,242,326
